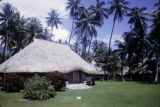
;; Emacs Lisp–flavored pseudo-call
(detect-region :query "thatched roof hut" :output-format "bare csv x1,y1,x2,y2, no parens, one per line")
0,39,96,74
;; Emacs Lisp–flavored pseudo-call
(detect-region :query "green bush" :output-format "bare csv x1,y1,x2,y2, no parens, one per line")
23,74,56,100
47,72,68,91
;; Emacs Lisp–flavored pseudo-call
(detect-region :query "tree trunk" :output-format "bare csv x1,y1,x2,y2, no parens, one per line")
3,32,8,61
103,71,106,81
128,63,132,81
108,19,116,55
121,61,125,82
75,38,79,53
154,57,159,84
113,71,116,80
107,72,110,80
121,70,125,82
106,20,116,81
68,19,75,45
141,56,144,72
3,31,8,83
87,36,93,54
82,44,87,59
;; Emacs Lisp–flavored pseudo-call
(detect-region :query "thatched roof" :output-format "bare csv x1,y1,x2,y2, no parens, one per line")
0,39,96,74
90,60,107,75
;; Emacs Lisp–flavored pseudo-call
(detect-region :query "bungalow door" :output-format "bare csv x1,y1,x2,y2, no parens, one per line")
72,71,82,83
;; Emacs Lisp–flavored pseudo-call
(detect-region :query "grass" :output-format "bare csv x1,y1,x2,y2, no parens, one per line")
0,81,160,107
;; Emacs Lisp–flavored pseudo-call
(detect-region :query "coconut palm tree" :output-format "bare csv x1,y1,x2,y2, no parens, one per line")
155,0,160,9
114,40,127,81
42,27,53,41
87,0,108,54
121,31,139,80
74,8,98,59
71,40,81,55
89,0,108,27
66,0,83,44
148,4,160,83
92,40,108,80
107,0,130,55
113,30,142,81
108,53,119,80
10,17,30,55
0,3,19,60
92,40,108,63
26,17,44,42
46,9,62,32
127,7,148,76
128,7,148,36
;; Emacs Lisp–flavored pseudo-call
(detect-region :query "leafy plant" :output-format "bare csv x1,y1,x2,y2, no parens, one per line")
23,74,56,100
3,73,26,92
47,72,68,91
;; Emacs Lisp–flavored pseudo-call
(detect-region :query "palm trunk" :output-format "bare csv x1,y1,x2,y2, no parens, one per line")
121,61,125,82
3,31,8,83
128,62,132,81
75,38,79,53
103,71,106,81
81,30,87,59
107,72,110,80
68,19,75,45
154,56,159,84
82,48,87,59
108,19,116,55
87,36,93,54
81,38,87,59
113,71,116,80
121,70,125,82
3,39,6,61
3,32,8,61
106,20,116,81
141,55,144,72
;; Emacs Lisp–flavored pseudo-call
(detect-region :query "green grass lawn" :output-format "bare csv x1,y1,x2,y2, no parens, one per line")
0,81,160,107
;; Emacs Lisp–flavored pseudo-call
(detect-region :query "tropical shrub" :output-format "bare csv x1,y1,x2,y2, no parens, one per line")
47,72,68,91
3,73,26,92
23,74,56,100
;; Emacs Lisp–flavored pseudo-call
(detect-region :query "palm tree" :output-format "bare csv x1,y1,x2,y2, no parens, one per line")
127,7,148,77
0,3,30,83
92,40,108,80
89,0,108,27
10,16,30,55
92,40,108,63
46,9,62,32
66,0,83,44
71,40,81,55
26,17,44,42
87,0,108,54
148,4,160,83
42,27,53,41
114,40,127,81
75,8,98,59
120,31,139,80
0,3,19,60
155,0,160,9
108,54,119,80
107,0,129,55
128,7,148,36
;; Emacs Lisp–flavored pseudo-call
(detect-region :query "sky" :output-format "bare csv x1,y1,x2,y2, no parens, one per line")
0,0,155,46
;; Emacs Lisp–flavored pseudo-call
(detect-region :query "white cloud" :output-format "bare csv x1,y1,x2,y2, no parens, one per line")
110,34,123,43
1,0,68,20
98,34,123,47
52,25,69,41
1,0,70,41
